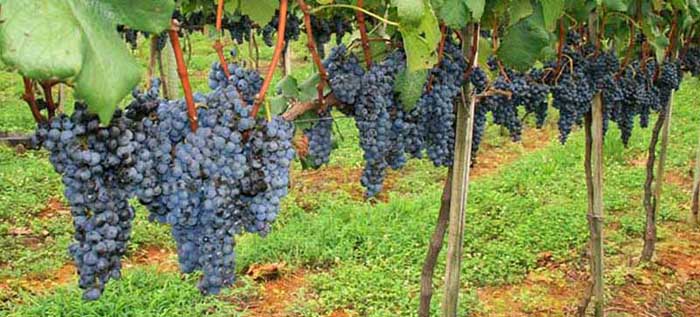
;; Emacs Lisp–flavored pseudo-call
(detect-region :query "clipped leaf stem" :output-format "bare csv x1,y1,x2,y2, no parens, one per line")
297,0,330,109
21,77,46,124
168,20,198,132
252,0,289,119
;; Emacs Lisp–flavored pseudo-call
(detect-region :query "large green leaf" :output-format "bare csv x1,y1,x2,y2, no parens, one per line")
465,0,485,20
540,0,565,31
439,0,469,29
395,69,428,111
68,1,141,123
401,2,441,71
603,0,629,12
240,0,278,26
509,0,533,26
0,1,83,80
96,0,174,33
497,4,549,71
0,0,141,123
392,0,425,26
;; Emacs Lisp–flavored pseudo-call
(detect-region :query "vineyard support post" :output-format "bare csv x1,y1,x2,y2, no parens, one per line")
284,47,292,75
588,93,605,317
692,130,700,226
642,93,673,261
442,25,478,317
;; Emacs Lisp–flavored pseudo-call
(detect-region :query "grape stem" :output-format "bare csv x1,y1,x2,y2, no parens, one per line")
297,0,330,110
216,0,225,32
168,19,198,132
311,4,399,27
427,24,448,92
40,81,56,119
21,77,46,124
355,0,373,68
252,0,289,119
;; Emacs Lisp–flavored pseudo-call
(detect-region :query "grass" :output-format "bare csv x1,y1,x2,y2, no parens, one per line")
4,267,240,317
0,32,699,316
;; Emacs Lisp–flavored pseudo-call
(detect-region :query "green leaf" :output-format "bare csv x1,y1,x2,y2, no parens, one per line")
0,0,141,123
294,110,319,131
0,1,83,80
401,2,441,71
509,0,533,26
392,0,425,25
269,95,289,117
276,75,300,98
240,0,278,26
68,1,141,123
95,0,175,33
465,0,485,20
439,0,469,29
299,73,329,103
497,4,549,71
540,0,564,31
603,0,628,12
395,69,428,111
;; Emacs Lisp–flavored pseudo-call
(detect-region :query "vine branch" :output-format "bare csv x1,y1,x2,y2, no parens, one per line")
356,0,373,68
312,4,399,27
40,81,56,119
22,77,46,124
298,0,330,109
252,0,289,119
169,19,198,131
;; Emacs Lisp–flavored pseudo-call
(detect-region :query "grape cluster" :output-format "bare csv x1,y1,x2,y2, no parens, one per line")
549,49,595,143
418,41,467,167
308,15,353,57
261,10,301,50
208,61,264,105
225,14,255,44
36,57,295,298
323,45,365,105
681,47,700,76
303,111,334,168
35,105,139,300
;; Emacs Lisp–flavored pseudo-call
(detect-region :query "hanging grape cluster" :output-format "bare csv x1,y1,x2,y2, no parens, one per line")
34,60,294,299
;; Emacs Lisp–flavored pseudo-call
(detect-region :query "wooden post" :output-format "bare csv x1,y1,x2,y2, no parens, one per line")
160,35,180,100
588,93,605,317
692,129,700,226
284,47,293,76
441,25,478,317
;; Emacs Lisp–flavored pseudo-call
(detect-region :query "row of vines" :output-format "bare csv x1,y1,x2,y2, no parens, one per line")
2,0,700,316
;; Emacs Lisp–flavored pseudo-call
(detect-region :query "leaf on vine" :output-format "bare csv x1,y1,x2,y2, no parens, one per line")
497,5,549,71
276,75,300,98
401,1,441,71
509,0,533,26
240,0,279,27
395,68,428,111
0,1,83,81
540,0,565,31
465,0,485,20
392,0,425,26
294,110,319,131
298,72,329,103
96,0,175,33
0,0,141,123
603,0,628,12
439,0,469,29
269,95,289,116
